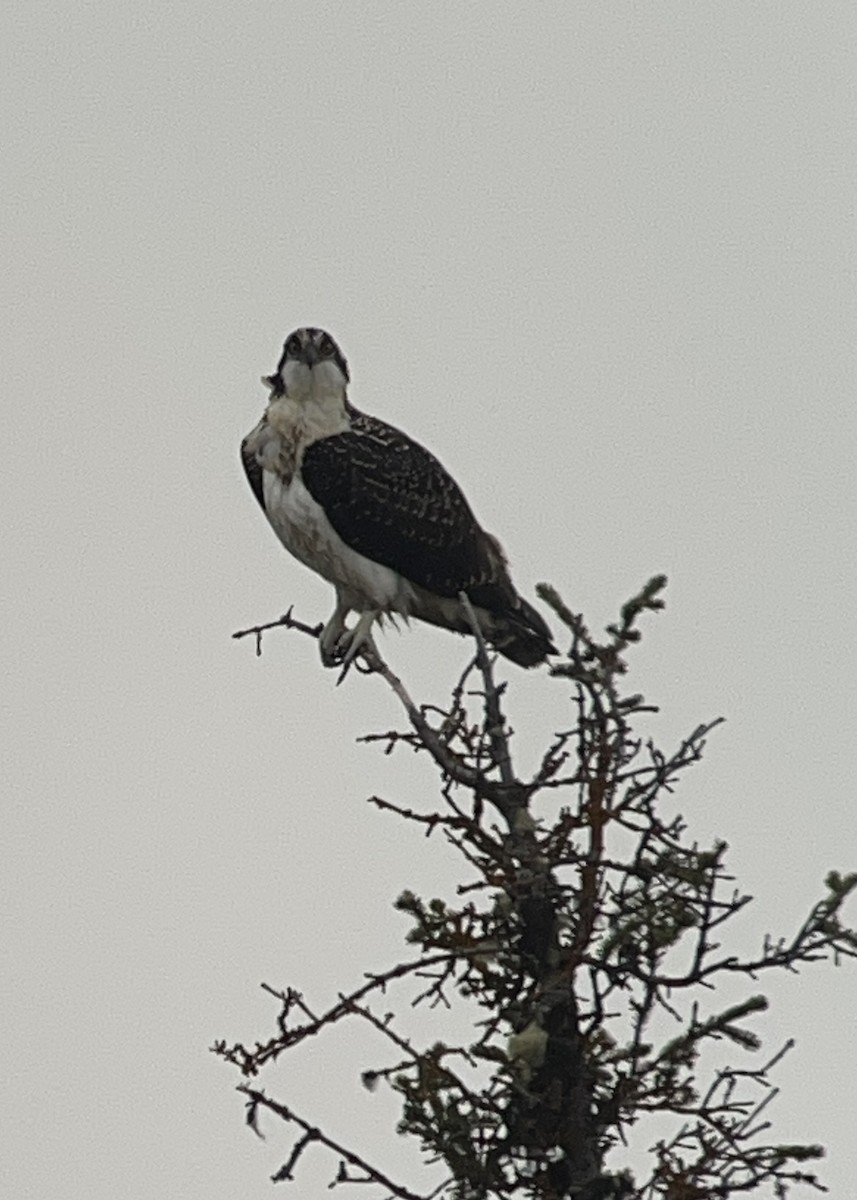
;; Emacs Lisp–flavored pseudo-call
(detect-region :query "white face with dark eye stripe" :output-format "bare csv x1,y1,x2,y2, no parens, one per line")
270,327,350,401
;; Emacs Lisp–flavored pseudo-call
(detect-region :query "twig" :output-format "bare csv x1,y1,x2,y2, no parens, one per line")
233,606,323,656
242,1087,427,1200
458,592,517,793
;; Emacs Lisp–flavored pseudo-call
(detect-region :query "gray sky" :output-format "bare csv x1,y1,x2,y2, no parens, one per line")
4,3,856,1196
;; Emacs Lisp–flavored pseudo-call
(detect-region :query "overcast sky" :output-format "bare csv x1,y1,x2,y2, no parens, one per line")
4,4,856,1196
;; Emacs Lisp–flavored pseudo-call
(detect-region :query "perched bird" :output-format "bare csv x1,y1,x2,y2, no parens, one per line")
241,327,554,672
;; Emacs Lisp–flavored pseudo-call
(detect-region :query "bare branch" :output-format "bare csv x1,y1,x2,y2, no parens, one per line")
223,582,855,1198
242,1087,429,1199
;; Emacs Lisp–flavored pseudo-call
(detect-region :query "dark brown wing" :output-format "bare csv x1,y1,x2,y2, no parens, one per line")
240,423,266,510
300,410,512,609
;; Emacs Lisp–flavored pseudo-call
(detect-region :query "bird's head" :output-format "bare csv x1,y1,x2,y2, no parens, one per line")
264,327,350,400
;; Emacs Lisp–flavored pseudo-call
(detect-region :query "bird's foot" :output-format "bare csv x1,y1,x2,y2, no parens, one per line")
325,612,381,684
320,636,346,669
319,609,350,668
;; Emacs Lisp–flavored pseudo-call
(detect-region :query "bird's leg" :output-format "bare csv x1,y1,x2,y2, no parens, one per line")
336,610,381,685
319,600,351,668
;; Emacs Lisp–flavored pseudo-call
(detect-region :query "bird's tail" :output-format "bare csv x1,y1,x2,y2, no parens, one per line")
491,596,557,668
407,585,556,667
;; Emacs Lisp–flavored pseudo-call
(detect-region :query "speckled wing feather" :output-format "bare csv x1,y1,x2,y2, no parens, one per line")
300,410,512,609
241,430,265,509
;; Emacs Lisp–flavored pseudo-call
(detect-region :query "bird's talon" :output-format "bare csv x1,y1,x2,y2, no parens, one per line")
323,627,364,670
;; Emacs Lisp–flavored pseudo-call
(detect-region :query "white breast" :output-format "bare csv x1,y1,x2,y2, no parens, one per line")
263,471,412,615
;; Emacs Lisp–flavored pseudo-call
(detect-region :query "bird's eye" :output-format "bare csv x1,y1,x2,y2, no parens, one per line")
319,334,335,357
286,336,302,357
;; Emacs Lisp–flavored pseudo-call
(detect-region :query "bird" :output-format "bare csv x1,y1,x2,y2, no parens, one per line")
240,327,555,674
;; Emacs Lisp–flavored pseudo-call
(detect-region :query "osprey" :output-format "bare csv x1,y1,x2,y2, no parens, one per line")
241,328,555,672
